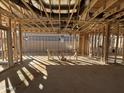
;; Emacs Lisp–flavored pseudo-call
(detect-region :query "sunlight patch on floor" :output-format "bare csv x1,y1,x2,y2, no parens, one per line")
29,61,48,76
0,80,6,93
7,78,16,93
17,70,29,87
23,55,106,66
22,67,34,81
39,83,44,90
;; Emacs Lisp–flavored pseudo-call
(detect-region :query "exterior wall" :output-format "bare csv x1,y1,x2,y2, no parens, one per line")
22,33,79,54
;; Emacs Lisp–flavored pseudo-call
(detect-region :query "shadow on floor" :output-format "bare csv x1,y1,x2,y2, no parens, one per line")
0,58,124,93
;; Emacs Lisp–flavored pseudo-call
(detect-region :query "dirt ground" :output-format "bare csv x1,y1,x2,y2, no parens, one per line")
0,56,124,93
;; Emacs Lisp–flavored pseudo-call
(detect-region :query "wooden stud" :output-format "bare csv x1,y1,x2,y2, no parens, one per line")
97,32,101,58
114,23,120,63
88,34,91,57
0,14,3,61
73,34,76,50
0,14,4,61
86,34,89,56
82,34,89,56
81,34,85,56
123,34,124,63
19,24,22,62
91,32,94,57
13,25,18,62
7,18,13,66
2,31,4,60
94,31,97,57
101,26,105,61
79,34,83,55
4,31,8,61
103,23,111,64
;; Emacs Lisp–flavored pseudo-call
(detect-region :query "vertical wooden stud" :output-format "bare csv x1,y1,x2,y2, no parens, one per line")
7,18,13,66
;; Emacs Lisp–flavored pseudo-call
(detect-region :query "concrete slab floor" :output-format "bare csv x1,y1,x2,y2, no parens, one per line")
0,56,124,93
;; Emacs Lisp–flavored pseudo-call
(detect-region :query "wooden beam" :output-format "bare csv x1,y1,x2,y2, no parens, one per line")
17,18,107,24
21,0,48,32
21,0,37,18
68,0,71,17
0,0,11,11
0,6,15,18
80,0,98,20
76,0,119,32
3,0,28,18
64,0,79,30
22,7,32,17
92,0,118,20
39,0,55,32
0,24,10,31
102,1,124,21
49,0,52,18
0,0,15,19
71,0,81,31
